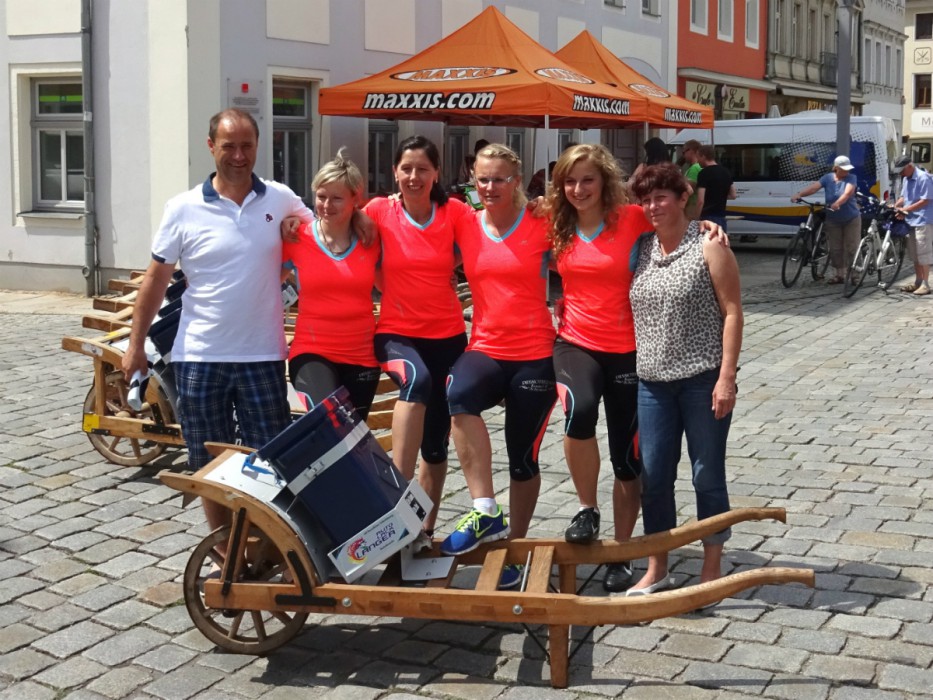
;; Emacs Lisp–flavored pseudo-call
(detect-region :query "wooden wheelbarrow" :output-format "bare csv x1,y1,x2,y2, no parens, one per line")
159,446,814,689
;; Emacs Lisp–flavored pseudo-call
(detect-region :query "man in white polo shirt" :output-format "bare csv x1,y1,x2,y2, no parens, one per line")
123,108,314,530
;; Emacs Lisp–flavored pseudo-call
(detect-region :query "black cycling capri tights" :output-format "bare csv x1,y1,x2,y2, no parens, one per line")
446,350,556,482
289,353,381,420
552,338,641,481
374,332,468,464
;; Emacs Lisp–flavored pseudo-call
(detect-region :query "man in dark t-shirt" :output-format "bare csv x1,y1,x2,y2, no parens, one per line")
696,145,736,230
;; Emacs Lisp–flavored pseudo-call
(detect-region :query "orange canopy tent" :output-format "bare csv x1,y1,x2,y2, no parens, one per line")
556,30,714,129
318,6,651,129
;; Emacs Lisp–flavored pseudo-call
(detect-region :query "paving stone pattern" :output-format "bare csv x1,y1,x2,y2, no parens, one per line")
1,272,932,698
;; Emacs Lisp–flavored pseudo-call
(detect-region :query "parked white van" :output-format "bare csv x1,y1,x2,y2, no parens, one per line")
669,111,898,236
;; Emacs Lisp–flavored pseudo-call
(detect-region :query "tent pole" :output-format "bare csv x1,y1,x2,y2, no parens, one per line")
544,114,551,306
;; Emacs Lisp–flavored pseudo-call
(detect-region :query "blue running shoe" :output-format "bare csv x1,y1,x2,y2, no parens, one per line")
440,507,510,555
498,564,523,590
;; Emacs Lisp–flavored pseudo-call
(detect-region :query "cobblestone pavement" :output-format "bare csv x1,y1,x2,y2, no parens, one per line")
1,262,932,699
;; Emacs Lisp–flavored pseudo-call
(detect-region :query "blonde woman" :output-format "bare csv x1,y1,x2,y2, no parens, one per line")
440,144,556,589
284,149,381,417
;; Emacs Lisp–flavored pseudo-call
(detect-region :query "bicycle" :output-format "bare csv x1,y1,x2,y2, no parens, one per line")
781,198,829,287
843,193,910,298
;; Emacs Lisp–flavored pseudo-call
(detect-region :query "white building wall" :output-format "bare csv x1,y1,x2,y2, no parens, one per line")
861,0,907,141
0,0,676,293
2,0,84,291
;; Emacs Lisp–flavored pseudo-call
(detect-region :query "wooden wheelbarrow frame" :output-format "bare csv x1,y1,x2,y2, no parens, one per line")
160,447,815,689
61,269,462,467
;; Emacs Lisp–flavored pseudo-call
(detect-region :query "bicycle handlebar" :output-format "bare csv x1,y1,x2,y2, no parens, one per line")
791,197,825,209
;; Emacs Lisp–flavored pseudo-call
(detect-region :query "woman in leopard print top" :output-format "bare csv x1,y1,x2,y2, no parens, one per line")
625,163,743,596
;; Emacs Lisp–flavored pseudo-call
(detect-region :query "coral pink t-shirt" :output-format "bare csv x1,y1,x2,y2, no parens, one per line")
364,197,471,339
456,209,555,361
283,221,378,366
555,204,650,354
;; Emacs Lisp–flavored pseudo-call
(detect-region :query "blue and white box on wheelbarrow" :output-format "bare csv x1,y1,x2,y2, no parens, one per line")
256,387,433,583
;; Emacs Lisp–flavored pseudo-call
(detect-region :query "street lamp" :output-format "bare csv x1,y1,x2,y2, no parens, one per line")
836,0,864,155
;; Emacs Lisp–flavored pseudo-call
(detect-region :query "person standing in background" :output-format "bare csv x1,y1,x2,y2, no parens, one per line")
791,155,860,285
696,145,736,232
892,154,933,296
681,139,702,220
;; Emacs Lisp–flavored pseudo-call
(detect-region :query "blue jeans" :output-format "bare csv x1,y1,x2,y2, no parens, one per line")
637,368,732,545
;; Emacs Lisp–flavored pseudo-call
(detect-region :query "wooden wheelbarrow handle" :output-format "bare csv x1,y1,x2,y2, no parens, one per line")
457,507,789,566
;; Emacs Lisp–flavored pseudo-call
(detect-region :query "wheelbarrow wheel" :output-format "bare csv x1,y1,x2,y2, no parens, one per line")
183,525,308,655
83,368,173,466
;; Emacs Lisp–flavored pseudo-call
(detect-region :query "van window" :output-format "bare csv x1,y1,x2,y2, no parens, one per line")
716,141,877,191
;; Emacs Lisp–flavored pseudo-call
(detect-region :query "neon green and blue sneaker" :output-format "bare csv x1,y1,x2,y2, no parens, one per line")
498,564,523,590
439,507,510,555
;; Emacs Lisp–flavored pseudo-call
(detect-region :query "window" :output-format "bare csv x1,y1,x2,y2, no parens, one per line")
718,0,733,41
642,0,660,16
915,74,932,109
774,0,784,54
32,79,84,209
864,38,872,83
917,13,933,40
604,0,625,7
790,3,800,56
745,0,759,48
368,121,398,196
272,81,313,201
807,10,820,61
446,126,470,187
876,41,883,86
824,13,834,53
557,130,577,154
690,0,707,33
718,141,876,191
896,48,903,90
886,45,892,86
506,128,525,167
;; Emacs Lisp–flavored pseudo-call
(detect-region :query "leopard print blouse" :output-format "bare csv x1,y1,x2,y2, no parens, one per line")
629,221,723,382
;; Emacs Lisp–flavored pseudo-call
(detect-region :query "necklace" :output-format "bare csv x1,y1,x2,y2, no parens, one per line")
316,221,352,255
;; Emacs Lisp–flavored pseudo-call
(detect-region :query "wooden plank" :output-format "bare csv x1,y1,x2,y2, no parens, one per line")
365,411,393,430
549,624,569,689
474,548,507,592
526,545,554,593
375,376,398,394
369,397,397,412
200,566,816,627
453,508,791,568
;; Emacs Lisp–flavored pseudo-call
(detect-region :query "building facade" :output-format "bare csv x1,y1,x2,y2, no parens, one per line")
904,1,933,145
767,0,865,115
1,0,687,294
861,0,907,137
675,0,773,119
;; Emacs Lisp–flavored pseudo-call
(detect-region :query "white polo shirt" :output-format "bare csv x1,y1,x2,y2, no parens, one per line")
152,174,313,363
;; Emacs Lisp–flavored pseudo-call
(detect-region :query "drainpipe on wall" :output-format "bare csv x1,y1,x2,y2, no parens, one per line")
81,0,99,296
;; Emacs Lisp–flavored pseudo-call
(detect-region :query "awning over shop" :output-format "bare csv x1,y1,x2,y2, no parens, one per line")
317,6,651,129
555,30,714,129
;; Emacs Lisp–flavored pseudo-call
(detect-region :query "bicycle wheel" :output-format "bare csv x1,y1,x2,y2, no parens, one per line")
878,235,907,290
843,236,874,298
810,223,831,281
781,228,809,288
